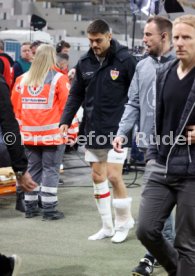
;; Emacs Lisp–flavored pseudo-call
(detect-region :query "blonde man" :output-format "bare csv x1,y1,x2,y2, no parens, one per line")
136,15,195,276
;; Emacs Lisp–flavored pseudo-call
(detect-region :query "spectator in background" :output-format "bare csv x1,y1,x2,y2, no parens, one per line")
0,39,14,89
55,52,69,76
56,43,76,156
56,40,71,54
13,42,33,82
56,40,74,81
56,40,76,83
0,73,37,276
54,51,75,180
30,40,43,56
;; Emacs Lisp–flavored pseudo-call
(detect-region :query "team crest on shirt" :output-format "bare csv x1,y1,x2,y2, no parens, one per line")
110,70,119,80
28,85,43,96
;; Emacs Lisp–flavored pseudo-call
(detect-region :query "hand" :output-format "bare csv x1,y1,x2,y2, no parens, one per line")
68,68,76,82
186,125,195,144
146,159,156,166
112,136,124,153
60,124,69,138
67,137,77,147
16,171,37,192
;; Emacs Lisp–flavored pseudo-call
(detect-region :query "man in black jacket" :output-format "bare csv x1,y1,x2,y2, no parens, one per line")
136,14,195,276
0,74,37,276
60,19,136,243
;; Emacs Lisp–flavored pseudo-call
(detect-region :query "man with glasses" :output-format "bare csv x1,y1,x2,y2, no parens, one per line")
60,19,136,243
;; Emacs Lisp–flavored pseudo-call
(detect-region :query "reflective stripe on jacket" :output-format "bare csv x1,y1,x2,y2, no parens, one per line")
11,69,78,146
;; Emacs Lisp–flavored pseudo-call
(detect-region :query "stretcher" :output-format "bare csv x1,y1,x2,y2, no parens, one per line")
0,167,16,196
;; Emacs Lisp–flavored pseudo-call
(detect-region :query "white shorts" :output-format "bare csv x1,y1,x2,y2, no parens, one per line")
85,148,128,164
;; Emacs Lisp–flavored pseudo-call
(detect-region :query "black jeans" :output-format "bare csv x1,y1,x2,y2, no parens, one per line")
0,253,11,275
137,160,195,276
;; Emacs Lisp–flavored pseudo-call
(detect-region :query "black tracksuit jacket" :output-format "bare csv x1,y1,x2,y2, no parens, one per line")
0,74,27,173
60,39,136,148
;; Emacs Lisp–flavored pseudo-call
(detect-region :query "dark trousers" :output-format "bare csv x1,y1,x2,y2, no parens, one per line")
137,160,195,276
0,253,11,274
25,145,65,211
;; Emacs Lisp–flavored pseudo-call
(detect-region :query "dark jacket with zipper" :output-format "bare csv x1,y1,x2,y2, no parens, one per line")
146,60,195,176
0,74,27,173
60,39,136,149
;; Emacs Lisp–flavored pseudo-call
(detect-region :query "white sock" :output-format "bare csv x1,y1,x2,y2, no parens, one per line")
111,198,134,243
92,180,114,231
112,197,134,230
